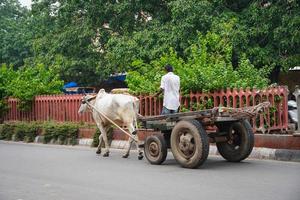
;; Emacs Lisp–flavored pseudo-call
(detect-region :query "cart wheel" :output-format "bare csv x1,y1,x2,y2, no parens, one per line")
144,135,167,165
216,119,254,162
171,120,209,169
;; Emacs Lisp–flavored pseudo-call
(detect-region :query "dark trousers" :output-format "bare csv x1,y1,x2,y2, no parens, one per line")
161,106,178,115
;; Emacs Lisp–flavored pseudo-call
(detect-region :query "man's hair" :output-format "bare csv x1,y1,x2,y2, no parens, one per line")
164,64,173,72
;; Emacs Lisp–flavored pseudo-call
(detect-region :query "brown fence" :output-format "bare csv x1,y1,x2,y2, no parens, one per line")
4,94,94,123
138,86,288,133
3,86,289,133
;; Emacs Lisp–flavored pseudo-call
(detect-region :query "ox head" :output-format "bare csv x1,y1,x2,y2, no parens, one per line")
78,95,96,114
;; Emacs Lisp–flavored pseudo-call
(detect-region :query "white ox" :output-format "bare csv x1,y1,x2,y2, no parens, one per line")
78,89,143,159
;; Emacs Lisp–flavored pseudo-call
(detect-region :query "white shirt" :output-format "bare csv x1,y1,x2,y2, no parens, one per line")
160,72,180,110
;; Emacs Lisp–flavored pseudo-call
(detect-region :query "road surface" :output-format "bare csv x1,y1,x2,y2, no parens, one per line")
0,141,299,200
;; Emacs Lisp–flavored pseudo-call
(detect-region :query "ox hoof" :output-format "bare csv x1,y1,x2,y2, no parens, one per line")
138,152,144,160
132,130,137,135
122,154,129,158
96,149,101,154
103,152,109,157
138,155,144,160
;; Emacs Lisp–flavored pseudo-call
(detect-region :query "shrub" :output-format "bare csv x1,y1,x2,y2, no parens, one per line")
14,122,39,142
23,123,39,143
13,123,26,141
0,123,16,140
0,121,79,145
43,122,79,145
0,122,39,142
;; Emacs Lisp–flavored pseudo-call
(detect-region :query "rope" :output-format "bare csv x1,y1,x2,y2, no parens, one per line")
216,101,271,119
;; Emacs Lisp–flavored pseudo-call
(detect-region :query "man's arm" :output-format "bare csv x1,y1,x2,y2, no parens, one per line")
154,75,165,97
154,88,163,97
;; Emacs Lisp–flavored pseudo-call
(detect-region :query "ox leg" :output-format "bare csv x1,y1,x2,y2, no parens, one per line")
133,121,144,160
123,137,134,158
136,134,144,160
96,134,103,154
95,122,109,157
123,124,143,160
100,126,110,157
123,123,135,158
132,122,144,160
133,119,143,160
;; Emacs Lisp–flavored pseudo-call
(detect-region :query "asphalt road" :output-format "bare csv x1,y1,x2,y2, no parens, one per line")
0,141,299,200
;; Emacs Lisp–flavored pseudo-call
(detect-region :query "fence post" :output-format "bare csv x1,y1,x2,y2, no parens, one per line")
293,85,300,131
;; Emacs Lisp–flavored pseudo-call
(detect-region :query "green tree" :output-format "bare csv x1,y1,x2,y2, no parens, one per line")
110,0,299,83
126,30,270,95
27,0,103,86
0,64,15,122
227,0,300,80
26,0,171,85
105,0,217,72
0,0,31,68
1,0,299,87
7,64,63,111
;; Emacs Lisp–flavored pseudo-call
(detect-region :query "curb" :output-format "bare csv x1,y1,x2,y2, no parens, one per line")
2,138,299,163
78,138,93,146
76,139,136,149
98,139,300,162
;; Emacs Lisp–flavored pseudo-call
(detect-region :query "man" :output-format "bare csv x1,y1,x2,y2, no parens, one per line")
154,64,180,114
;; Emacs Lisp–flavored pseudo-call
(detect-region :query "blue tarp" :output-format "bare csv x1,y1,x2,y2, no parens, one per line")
107,73,126,83
63,82,78,89
110,74,126,81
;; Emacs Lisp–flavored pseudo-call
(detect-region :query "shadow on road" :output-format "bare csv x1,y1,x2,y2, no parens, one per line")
157,156,253,170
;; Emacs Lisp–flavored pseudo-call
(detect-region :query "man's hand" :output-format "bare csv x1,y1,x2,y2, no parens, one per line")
153,88,163,98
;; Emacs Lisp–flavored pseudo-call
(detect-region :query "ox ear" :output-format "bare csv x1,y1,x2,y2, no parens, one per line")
78,102,88,114
97,88,106,99
98,88,105,94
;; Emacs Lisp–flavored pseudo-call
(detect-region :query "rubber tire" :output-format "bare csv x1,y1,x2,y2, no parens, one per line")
144,135,168,165
170,120,209,169
216,119,254,162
